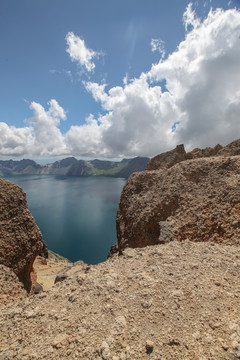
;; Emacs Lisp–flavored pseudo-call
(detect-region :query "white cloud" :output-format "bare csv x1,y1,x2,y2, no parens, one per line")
149,7,240,150
83,75,176,157
66,32,98,72
150,39,166,59
66,114,109,157
84,81,109,105
123,73,129,85
1,7,240,159
25,100,67,156
183,2,200,31
82,7,240,157
0,100,68,157
0,122,33,156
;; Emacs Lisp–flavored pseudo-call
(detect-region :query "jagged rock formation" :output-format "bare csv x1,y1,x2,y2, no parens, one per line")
146,144,187,171
117,139,240,251
0,179,43,292
146,138,240,171
0,241,240,359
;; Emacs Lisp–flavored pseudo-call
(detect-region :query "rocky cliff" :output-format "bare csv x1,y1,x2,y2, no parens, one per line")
117,139,240,252
0,179,43,293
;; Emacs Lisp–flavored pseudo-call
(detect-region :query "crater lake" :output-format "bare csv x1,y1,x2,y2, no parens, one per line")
3,175,126,264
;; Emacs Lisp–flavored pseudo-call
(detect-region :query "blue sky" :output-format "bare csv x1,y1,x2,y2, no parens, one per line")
0,0,240,160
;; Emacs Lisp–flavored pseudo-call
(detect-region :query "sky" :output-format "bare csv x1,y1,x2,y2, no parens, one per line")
0,0,240,161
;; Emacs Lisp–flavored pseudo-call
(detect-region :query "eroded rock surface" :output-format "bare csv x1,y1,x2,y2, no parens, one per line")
0,179,42,291
0,264,27,307
0,241,240,359
117,142,240,252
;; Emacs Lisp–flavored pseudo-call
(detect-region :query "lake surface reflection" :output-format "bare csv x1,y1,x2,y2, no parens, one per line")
3,175,126,264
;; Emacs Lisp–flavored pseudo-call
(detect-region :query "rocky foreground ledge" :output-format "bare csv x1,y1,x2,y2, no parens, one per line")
0,241,240,360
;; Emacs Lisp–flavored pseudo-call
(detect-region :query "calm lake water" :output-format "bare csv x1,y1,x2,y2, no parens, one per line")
3,175,126,264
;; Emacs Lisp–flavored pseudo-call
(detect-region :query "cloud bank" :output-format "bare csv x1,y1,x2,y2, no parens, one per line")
1,6,240,158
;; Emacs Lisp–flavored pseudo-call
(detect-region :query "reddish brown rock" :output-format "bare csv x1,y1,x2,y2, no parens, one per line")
186,143,223,159
117,147,240,252
146,144,187,171
0,179,42,292
0,264,27,307
217,138,240,156
147,139,240,172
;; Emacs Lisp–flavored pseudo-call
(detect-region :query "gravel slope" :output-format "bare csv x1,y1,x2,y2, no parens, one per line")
0,240,240,360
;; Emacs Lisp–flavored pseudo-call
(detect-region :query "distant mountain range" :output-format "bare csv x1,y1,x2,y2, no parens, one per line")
0,157,150,178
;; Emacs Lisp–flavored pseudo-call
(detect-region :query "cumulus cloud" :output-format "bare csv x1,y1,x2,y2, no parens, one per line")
0,100,68,157
66,32,99,72
83,76,176,157
149,7,240,150
0,122,33,156
25,99,67,156
78,7,240,157
1,6,240,159
66,114,109,157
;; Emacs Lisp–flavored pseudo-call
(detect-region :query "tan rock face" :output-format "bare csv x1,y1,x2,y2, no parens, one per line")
117,141,240,252
0,179,42,291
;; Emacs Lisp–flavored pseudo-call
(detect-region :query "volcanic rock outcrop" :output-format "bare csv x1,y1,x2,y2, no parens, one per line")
0,179,43,292
117,139,240,252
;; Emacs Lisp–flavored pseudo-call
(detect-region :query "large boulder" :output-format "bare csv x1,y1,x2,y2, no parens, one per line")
117,153,240,252
0,179,42,292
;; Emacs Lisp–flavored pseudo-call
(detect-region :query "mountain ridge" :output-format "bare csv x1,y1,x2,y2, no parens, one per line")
0,156,149,178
